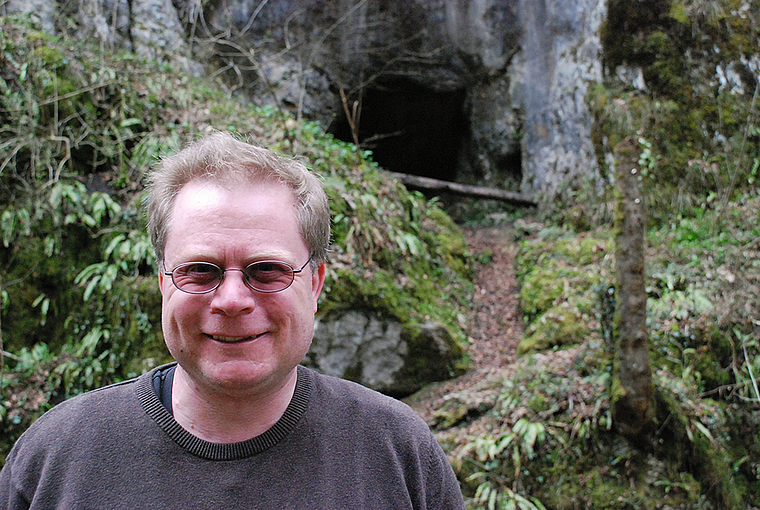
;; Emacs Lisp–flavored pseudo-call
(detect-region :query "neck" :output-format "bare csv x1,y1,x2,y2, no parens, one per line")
171,366,297,443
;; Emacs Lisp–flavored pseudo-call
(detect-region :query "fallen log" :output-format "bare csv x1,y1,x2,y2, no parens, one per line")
389,172,536,207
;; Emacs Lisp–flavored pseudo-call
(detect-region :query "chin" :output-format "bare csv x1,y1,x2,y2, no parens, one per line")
201,360,294,394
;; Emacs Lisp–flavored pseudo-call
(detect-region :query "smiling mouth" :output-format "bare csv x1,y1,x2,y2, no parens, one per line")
208,333,265,344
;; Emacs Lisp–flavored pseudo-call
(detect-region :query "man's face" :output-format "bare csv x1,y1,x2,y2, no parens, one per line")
159,179,325,398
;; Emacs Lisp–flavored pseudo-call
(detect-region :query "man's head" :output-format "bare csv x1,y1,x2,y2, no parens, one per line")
145,133,331,398
146,132,330,267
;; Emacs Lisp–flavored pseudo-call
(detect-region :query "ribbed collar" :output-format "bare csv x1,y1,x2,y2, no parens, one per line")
137,364,312,461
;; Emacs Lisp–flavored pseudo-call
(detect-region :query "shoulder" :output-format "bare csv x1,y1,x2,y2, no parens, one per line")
300,367,465,509
33,377,138,422
7,376,142,457
301,366,432,436
305,367,418,412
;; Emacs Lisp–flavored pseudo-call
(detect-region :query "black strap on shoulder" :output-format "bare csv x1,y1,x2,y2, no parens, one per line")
152,364,176,415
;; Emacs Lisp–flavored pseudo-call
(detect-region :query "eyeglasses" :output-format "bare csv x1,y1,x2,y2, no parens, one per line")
163,259,311,294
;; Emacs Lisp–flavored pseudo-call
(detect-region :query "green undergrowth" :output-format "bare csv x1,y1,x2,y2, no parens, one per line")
440,191,760,508
0,16,472,461
516,226,614,356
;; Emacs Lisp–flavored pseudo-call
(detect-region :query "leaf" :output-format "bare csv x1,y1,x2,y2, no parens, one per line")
488,488,497,510
0,288,9,313
32,294,50,326
530,497,548,510
40,297,50,317
81,214,97,228
120,118,141,127
75,261,107,285
692,420,715,443
83,275,101,301
1,209,14,247
43,236,57,256
104,234,126,259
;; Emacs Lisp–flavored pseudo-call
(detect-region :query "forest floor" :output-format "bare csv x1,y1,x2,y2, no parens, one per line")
406,224,523,423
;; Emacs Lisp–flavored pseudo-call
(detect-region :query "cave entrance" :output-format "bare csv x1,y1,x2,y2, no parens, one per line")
329,79,467,182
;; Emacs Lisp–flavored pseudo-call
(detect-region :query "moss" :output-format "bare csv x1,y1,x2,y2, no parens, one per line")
518,309,590,355
518,268,565,322
34,45,65,67
517,231,611,356
653,375,752,509
527,393,547,414
1,225,101,352
401,323,467,388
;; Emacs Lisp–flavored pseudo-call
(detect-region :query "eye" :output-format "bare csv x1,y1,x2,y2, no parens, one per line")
175,263,222,286
247,261,292,283
182,262,218,275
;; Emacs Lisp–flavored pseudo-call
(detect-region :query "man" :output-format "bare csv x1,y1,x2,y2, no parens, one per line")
0,132,465,509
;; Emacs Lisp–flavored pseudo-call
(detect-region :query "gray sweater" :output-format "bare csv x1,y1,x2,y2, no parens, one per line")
0,365,465,509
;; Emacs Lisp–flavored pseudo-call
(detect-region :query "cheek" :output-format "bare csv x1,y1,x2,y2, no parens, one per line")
162,292,199,334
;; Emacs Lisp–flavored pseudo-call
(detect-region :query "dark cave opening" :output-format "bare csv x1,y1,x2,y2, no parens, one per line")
328,79,467,182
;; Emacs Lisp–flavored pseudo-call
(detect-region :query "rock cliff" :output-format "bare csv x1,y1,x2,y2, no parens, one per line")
3,0,607,205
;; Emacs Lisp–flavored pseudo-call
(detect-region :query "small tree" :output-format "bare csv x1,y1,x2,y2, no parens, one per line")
612,137,654,441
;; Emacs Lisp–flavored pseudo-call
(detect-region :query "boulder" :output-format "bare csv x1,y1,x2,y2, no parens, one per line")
306,311,465,397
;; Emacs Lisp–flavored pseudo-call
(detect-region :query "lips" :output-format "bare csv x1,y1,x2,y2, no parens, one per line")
208,333,265,343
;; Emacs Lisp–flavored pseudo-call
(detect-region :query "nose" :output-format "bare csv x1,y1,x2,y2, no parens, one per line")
209,269,256,316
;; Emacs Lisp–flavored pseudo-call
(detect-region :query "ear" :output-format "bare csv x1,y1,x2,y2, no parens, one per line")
158,267,166,296
311,262,326,312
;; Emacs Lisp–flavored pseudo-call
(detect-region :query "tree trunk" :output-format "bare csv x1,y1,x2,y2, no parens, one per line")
612,137,654,442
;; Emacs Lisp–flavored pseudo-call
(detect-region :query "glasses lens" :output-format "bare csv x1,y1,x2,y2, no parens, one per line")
172,262,223,293
245,261,295,292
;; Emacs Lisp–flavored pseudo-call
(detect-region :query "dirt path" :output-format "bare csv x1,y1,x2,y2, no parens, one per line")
406,225,523,421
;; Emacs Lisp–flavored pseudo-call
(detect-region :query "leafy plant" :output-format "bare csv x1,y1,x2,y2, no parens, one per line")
460,419,548,510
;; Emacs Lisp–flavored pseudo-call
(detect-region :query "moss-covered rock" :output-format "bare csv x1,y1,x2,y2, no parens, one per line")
516,231,613,355
519,305,591,355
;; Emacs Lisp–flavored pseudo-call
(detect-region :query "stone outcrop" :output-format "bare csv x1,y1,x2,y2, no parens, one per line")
3,0,202,75
200,0,606,204
307,311,465,397
515,0,606,202
4,0,608,204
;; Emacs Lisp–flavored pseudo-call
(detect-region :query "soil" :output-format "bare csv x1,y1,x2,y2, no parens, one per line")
406,224,523,422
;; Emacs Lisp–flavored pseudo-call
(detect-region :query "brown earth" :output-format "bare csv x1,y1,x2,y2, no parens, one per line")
406,225,523,422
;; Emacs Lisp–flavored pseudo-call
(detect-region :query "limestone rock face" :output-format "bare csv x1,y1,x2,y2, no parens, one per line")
204,0,605,201
5,0,202,76
7,0,607,203
514,0,606,203
2,0,56,32
307,311,464,397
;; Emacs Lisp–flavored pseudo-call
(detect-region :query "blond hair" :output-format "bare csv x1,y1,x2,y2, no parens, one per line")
146,132,330,265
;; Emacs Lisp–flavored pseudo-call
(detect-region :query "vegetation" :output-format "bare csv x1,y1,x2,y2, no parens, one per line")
0,14,472,460
441,0,760,507
442,188,759,509
590,0,760,225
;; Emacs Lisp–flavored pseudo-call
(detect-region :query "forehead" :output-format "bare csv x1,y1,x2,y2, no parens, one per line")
171,178,296,216
164,179,304,256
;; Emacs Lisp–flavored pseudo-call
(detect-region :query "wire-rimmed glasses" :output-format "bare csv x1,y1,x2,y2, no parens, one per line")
163,259,311,294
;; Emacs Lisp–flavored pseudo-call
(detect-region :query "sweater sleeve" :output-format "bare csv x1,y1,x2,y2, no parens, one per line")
423,433,466,510
0,447,31,510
